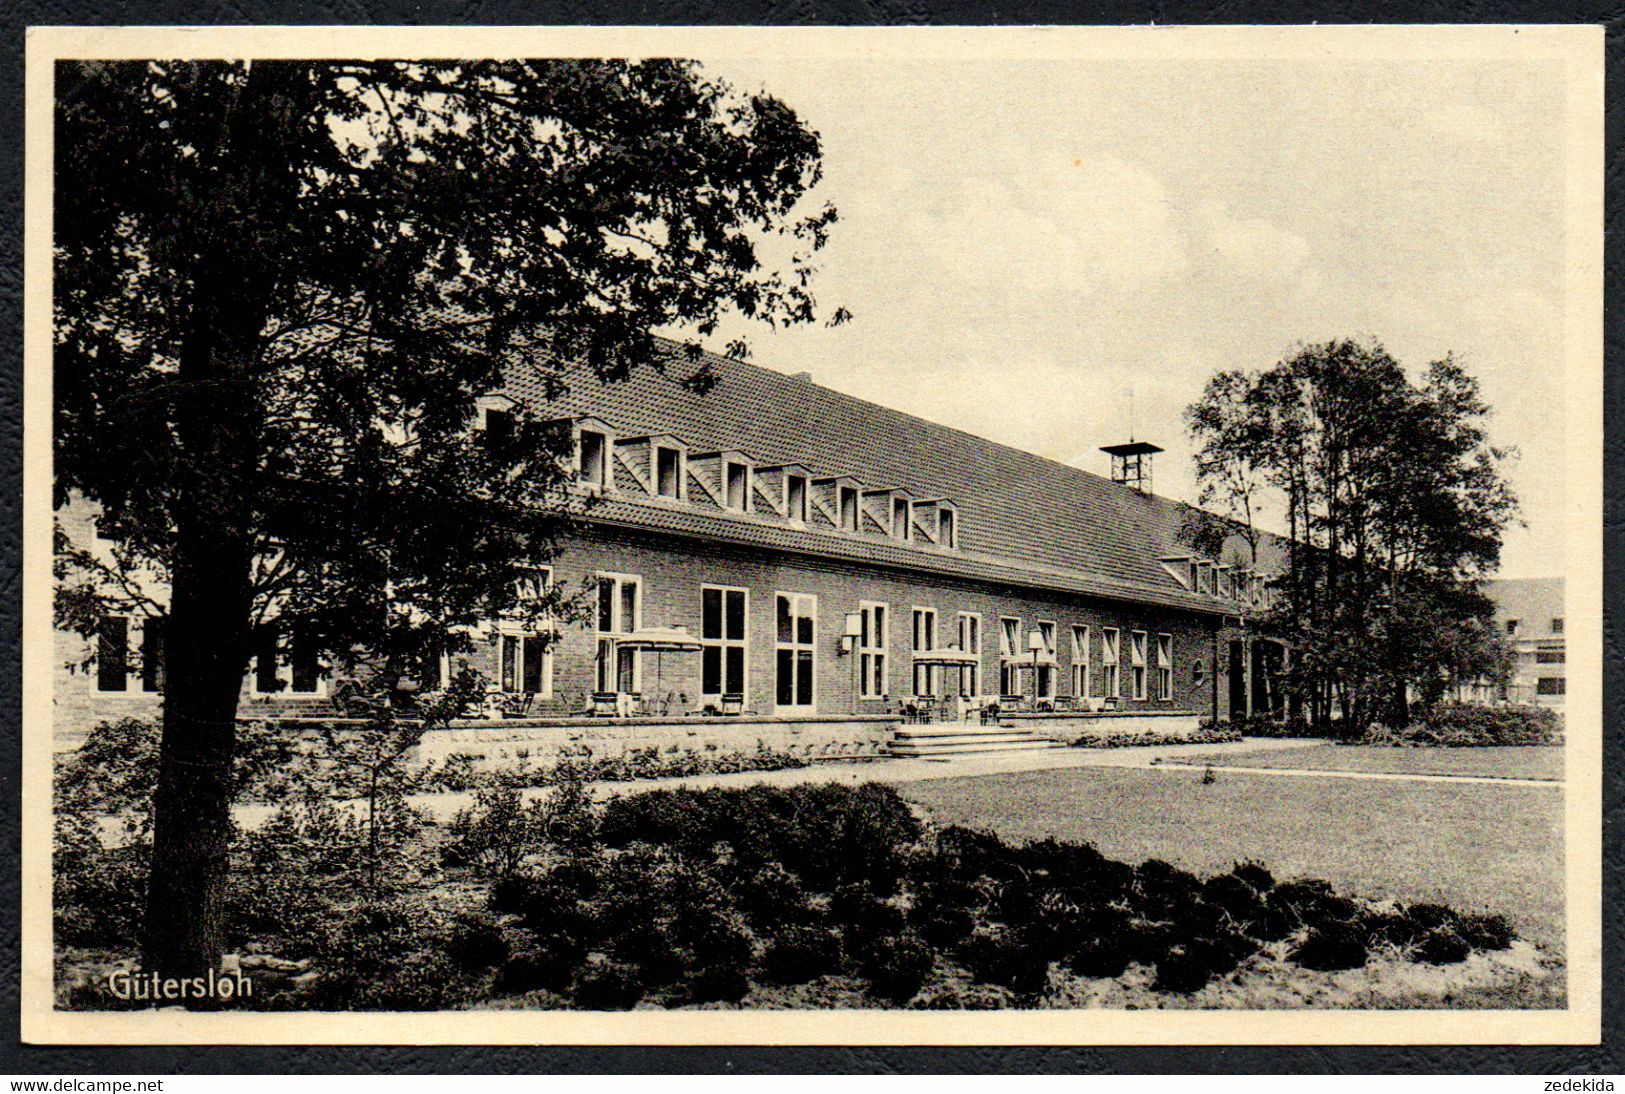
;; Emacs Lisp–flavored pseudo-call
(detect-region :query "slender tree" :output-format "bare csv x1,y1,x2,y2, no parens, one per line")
1186,339,1518,735
54,58,842,980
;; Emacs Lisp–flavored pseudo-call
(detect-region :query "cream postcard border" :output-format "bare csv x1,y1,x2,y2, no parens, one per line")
20,22,1605,1046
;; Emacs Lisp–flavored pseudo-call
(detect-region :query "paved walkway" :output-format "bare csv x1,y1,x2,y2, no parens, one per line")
230,736,1559,830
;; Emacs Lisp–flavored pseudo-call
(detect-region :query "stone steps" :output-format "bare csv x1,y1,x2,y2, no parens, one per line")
884,724,1068,759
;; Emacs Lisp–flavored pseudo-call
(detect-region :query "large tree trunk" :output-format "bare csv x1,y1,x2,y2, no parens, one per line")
141,62,302,982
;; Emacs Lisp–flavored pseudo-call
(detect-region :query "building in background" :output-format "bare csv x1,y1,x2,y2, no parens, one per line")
1466,577,1565,710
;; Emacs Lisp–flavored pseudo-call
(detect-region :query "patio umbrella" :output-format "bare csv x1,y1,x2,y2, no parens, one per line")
614,624,704,710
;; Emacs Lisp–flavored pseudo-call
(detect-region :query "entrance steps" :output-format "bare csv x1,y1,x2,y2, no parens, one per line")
885,723,1068,759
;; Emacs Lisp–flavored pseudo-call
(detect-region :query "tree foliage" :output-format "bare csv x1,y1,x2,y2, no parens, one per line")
1186,339,1518,733
53,58,841,978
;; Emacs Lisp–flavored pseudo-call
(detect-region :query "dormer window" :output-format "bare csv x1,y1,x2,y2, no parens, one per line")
840,487,859,531
892,498,910,541
786,474,808,523
938,507,957,549
480,407,515,454
578,429,609,489
655,446,683,499
724,461,751,512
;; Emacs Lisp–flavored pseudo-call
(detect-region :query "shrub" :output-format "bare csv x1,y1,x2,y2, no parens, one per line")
758,925,844,986
1074,725,1242,749
1066,938,1132,979
1202,873,1266,926
571,959,646,1010
1459,913,1516,951
860,934,936,1004
606,920,686,988
442,786,547,879
1413,928,1472,965
1361,703,1562,748
1153,942,1218,994
446,913,511,972
307,899,469,1009
496,934,583,995
728,861,818,928
1229,861,1276,893
1289,923,1370,971
957,928,1051,996
936,825,1017,882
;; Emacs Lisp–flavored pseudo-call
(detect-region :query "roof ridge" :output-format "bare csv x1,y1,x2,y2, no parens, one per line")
649,334,1150,502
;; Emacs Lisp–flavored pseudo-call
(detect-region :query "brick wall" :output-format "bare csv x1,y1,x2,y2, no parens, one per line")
52,519,1226,746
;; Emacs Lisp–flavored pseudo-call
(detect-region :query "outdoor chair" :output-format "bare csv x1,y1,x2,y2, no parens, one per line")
498,692,534,719
1053,695,1076,713
590,692,620,717
720,692,744,716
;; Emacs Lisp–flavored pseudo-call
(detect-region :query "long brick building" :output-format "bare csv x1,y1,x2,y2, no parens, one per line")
54,343,1289,749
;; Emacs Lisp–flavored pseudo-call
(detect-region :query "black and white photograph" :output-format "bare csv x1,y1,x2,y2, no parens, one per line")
21,24,1603,1044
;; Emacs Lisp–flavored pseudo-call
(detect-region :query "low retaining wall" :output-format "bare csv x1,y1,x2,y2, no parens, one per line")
410,714,899,768
1000,710,1204,741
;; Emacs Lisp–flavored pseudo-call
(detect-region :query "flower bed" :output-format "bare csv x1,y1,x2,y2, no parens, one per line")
421,743,807,792
1071,725,1241,750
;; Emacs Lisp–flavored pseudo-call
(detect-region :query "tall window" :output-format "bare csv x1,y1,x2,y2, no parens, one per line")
892,498,911,541
595,573,642,694
655,447,683,499
480,407,515,455
956,612,981,697
725,462,751,512
911,607,938,697
1536,677,1565,696
1551,617,1565,635
578,429,608,489
1035,621,1057,699
1155,633,1173,700
1070,625,1091,699
1130,630,1149,700
858,601,887,699
775,593,817,710
786,474,808,523
94,615,165,694
252,625,324,696
999,617,1022,697
840,486,859,531
1506,618,1520,635
701,586,748,699
497,566,554,696
938,508,957,548
1101,628,1121,698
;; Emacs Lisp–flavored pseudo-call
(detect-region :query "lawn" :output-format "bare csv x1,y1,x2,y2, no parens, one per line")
1163,744,1564,782
896,764,1565,949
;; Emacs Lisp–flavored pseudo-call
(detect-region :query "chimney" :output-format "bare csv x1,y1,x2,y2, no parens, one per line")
1100,440,1163,494
792,371,813,382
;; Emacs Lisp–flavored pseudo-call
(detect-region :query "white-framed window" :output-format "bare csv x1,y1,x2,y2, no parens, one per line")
786,474,809,523
1130,630,1149,700
999,616,1022,697
956,612,981,697
654,446,684,500
892,497,911,541
1035,621,1057,699
93,614,164,695
858,601,888,699
251,625,326,697
498,632,554,697
774,592,817,711
911,607,938,697
594,572,642,694
1156,633,1174,700
578,428,610,490
700,585,748,699
1070,624,1091,699
840,486,860,531
938,506,957,549
495,565,555,697
1101,628,1121,698
724,461,752,512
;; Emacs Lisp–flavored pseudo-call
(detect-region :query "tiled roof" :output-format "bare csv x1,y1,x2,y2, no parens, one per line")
503,339,1282,612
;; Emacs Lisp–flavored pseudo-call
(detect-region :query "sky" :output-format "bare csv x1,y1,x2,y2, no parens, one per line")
682,52,1571,580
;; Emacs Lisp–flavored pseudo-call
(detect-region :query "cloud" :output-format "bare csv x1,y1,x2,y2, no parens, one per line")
1196,201,1312,281
892,153,1191,298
